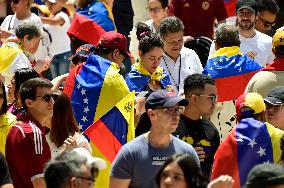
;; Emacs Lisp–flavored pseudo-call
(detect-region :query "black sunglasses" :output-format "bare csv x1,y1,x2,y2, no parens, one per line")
36,94,55,102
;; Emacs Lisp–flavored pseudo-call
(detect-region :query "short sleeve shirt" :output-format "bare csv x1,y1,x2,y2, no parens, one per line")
110,135,199,188
5,114,51,188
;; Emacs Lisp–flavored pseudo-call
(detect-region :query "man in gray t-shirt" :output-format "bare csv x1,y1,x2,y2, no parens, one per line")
109,89,199,188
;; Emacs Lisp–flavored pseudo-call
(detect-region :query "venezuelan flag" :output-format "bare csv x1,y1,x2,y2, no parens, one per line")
125,62,172,92
224,0,237,17
203,46,262,102
0,42,23,73
67,0,115,46
84,91,135,163
211,118,284,188
64,55,130,188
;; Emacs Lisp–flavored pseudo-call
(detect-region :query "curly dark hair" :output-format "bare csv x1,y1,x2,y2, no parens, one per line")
15,22,41,40
136,22,164,55
159,16,184,39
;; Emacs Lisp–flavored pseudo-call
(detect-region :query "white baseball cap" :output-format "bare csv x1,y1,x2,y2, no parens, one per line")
70,148,107,170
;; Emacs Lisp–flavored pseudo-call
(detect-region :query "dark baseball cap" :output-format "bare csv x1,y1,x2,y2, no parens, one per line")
236,0,257,13
97,31,130,57
264,86,284,105
145,89,189,110
245,163,284,188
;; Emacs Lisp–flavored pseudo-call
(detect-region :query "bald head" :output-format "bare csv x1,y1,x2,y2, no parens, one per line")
215,23,241,49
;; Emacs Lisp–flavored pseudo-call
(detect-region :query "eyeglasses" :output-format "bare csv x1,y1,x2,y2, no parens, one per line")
154,107,183,115
194,94,218,103
36,94,54,102
147,7,162,13
75,176,95,184
258,16,276,28
265,103,284,112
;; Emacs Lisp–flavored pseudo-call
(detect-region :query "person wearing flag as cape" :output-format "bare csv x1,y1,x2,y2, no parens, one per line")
64,31,131,188
211,92,284,188
203,23,262,140
125,22,171,95
246,28,284,98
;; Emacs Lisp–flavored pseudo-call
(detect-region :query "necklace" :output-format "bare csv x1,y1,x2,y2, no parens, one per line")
163,54,182,91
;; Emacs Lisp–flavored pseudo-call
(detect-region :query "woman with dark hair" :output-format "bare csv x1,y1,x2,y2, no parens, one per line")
125,22,171,94
7,68,39,118
0,80,16,154
156,153,205,188
46,91,91,157
145,0,168,33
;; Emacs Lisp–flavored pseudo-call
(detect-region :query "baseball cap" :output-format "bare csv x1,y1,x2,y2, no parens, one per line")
236,93,265,118
264,86,284,105
236,0,257,13
272,29,284,49
145,89,189,110
69,148,107,170
98,31,130,57
245,163,284,188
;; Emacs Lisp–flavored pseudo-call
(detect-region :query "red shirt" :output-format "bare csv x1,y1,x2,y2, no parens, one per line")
5,114,51,188
169,0,228,39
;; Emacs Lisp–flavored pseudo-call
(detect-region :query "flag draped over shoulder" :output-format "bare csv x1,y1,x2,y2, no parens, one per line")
203,46,262,102
67,0,115,45
0,42,23,72
211,118,284,188
125,62,172,92
84,91,135,163
64,55,130,188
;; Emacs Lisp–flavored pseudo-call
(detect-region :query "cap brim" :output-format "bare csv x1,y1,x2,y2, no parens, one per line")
87,157,107,170
264,97,283,105
47,0,57,3
237,6,256,13
163,97,189,107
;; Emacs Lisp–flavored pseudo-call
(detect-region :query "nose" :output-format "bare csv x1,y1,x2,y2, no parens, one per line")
164,176,172,185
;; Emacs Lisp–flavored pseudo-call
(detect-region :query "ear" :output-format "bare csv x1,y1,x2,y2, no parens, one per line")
69,177,77,188
25,99,33,108
147,109,156,120
112,49,119,60
138,50,142,58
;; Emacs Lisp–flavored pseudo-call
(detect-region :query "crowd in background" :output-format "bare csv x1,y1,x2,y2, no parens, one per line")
1,0,284,188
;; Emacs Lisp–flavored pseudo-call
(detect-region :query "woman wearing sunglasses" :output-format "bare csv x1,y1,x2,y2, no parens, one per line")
0,80,16,155
0,0,41,42
45,91,91,157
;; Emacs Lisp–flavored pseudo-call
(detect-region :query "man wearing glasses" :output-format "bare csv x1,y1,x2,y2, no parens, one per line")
44,147,106,188
255,0,279,35
5,78,54,188
173,74,220,184
264,86,284,131
159,16,203,94
109,89,199,188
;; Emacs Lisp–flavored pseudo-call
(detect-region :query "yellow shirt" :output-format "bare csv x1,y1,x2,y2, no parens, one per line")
0,113,16,155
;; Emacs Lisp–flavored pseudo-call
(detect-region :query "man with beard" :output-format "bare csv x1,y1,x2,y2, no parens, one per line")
236,0,274,66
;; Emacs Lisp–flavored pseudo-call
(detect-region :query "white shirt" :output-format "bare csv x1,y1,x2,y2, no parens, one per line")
46,132,92,158
144,19,157,33
160,47,203,93
1,13,48,61
209,30,274,67
45,11,71,56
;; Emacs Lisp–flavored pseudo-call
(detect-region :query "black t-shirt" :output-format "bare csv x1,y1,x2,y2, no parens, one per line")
0,152,12,186
173,115,220,183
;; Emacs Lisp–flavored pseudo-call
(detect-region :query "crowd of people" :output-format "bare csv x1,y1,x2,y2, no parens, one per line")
1,0,284,187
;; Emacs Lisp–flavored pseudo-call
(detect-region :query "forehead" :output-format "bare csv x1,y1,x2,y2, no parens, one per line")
238,8,254,13
164,31,183,40
202,84,217,94
35,87,51,95
148,0,162,7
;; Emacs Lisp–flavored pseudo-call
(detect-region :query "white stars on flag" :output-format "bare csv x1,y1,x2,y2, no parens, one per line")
81,88,86,95
81,116,88,122
248,138,257,148
84,106,89,113
83,98,89,104
257,147,266,157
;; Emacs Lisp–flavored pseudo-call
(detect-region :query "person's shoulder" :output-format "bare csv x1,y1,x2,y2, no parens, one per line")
181,46,198,55
255,30,272,42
